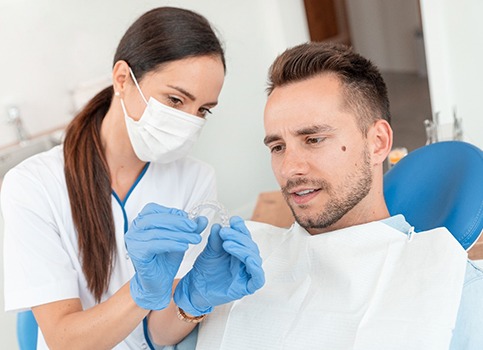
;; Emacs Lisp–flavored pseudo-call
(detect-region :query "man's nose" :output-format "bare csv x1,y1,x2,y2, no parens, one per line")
279,147,309,179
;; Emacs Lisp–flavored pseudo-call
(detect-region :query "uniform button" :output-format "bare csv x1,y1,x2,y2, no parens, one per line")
125,253,130,260
141,343,148,350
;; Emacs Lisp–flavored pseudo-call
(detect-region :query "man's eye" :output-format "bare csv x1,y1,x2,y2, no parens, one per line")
270,145,284,153
307,137,326,145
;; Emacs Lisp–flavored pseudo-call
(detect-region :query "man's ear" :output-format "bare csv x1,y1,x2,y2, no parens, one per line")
368,119,393,165
112,60,131,97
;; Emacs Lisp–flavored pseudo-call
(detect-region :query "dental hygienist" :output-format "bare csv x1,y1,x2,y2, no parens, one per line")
1,7,264,350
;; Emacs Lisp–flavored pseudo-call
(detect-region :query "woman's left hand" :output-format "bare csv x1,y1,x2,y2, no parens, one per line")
125,203,207,311
173,216,265,316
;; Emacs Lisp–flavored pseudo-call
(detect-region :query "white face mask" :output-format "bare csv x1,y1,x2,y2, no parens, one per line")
119,68,206,163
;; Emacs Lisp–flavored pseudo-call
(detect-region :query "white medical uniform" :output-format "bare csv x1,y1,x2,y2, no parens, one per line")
197,220,467,350
1,145,217,349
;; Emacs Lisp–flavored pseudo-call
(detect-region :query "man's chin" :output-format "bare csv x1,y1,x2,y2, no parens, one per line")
293,212,324,230
293,209,343,234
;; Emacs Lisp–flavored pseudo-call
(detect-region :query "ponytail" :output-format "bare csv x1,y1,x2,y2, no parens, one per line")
64,86,116,302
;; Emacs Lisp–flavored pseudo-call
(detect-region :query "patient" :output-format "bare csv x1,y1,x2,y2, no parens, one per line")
170,43,483,349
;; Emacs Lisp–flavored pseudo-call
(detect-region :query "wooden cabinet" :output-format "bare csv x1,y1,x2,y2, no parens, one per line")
303,0,351,45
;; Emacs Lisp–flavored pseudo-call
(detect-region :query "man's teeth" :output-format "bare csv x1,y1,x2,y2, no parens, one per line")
295,189,315,196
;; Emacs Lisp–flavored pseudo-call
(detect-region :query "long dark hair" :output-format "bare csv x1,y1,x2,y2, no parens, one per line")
63,7,225,302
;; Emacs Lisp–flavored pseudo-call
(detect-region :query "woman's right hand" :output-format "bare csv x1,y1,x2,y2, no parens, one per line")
125,203,207,311
174,216,265,316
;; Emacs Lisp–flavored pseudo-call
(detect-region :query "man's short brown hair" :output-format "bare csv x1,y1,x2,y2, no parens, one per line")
267,42,390,134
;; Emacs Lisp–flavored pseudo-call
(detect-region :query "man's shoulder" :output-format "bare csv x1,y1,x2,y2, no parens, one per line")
464,260,483,286
450,260,483,349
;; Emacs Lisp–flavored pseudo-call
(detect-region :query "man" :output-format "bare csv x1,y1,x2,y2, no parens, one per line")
191,42,483,350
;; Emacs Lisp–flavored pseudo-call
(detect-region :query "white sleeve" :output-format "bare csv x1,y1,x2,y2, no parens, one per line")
1,168,79,312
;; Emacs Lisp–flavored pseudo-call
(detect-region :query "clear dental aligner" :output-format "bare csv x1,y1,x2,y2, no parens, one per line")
188,200,229,227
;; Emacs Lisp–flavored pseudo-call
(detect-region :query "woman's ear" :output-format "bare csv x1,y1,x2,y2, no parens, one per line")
112,60,130,96
369,119,393,165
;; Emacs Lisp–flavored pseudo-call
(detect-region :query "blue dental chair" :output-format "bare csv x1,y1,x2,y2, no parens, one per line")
384,141,483,250
17,310,38,350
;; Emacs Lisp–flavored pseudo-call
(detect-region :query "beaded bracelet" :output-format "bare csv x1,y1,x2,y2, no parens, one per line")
176,307,206,323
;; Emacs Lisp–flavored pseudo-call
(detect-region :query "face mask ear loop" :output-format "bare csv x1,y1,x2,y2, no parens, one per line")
128,67,149,105
119,98,130,118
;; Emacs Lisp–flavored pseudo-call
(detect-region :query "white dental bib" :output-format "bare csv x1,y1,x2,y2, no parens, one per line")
196,220,467,350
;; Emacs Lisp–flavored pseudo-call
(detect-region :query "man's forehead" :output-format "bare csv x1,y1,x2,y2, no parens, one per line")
267,73,342,98
265,75,343,112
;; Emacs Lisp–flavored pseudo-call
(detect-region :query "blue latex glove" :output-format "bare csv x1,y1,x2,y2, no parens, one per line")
125,203,208,311
174,216,265,316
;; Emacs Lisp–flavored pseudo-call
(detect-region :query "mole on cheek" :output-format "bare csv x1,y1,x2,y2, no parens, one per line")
341,146,347,152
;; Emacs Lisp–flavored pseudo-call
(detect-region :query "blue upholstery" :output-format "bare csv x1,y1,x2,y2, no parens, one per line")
17,310,37,349
384,141,483,250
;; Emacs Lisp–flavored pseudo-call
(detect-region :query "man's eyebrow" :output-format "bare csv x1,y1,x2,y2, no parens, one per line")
264,124,335,145
263,134,280,146
295,124,335,136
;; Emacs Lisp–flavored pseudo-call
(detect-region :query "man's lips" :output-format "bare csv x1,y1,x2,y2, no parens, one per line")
290,188,320,196
288,188,321,205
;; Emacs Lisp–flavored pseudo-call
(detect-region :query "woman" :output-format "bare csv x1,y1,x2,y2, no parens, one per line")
2,7,263,349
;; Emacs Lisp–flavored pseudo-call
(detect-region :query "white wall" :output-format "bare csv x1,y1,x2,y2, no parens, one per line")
420,0,483,148
345,0,422,72
0,203,17,350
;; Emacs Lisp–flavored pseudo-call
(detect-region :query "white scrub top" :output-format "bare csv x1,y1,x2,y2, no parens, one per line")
1,145,217,349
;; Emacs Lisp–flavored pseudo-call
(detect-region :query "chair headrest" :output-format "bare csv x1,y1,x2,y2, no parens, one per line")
384,141,483,250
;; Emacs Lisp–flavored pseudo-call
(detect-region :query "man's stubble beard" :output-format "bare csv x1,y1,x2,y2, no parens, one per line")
282,147,373,232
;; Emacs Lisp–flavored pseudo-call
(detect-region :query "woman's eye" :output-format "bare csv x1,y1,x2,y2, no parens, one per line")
199,107,213,118
167,96,182,107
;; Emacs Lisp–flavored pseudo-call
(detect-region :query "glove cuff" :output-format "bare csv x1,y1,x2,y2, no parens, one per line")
130,276,170,311
173,276,213,316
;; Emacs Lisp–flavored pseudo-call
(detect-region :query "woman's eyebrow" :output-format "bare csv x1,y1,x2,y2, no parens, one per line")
167,84,218,106
167,85,196,101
